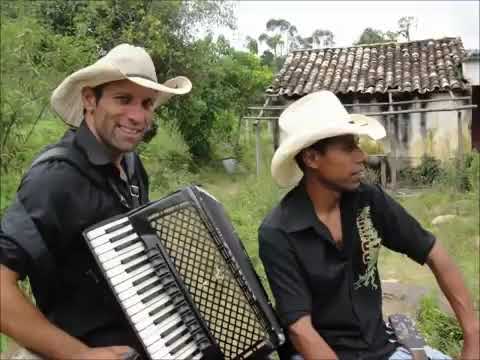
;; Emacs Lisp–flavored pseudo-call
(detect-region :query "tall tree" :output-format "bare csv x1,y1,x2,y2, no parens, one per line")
258,32,283,58
398,16,417,41
245,36,258,55
311,29,334,48
262,18,299,55
354,27,397,45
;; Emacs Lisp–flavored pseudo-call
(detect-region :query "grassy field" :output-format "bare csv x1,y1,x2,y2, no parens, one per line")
1,121,478,356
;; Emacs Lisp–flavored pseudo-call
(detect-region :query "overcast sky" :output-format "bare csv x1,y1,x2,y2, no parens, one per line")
219,1,479,52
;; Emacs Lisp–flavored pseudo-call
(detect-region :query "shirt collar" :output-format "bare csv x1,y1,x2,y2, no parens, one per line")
74,121,116,166
279,183,364,234
279,184,319,233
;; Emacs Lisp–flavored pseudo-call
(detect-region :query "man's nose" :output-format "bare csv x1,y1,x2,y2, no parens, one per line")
127,104,148,124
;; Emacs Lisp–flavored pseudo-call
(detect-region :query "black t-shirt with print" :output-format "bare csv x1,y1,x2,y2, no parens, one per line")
259,183,436,359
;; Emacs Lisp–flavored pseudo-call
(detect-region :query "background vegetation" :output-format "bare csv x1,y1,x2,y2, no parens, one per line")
0,1,478,357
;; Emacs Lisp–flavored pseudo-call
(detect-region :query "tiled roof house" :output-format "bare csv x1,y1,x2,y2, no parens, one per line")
267,38,465,97
262,37,477,179
266,37,467,97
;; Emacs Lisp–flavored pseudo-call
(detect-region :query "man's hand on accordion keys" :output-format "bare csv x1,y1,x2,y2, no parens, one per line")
72,346,139,360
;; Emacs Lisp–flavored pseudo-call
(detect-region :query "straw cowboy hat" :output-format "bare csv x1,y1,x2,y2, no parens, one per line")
271,90,386,188
51,43,192,127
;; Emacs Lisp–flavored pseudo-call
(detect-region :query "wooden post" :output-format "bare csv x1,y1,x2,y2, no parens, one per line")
381,157,387,188
244,118,250,142
255,121,261,176
273,118,280,151
388,92,398,190
457,111,464,162
254,98,272,176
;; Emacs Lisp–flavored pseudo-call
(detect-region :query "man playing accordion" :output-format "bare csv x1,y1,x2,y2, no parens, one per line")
0,44,191,360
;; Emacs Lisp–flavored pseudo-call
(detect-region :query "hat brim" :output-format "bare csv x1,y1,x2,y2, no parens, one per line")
51,63,192,127
271,114,386,188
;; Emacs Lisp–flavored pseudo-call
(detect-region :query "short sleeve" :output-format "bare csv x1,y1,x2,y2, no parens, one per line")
259,225,312,327
0,161,75,279
0,226,29,279
372,185,436,264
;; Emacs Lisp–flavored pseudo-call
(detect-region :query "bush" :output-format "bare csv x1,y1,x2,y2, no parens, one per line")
465,151,479,192
417,295,463,357
399,155,445,186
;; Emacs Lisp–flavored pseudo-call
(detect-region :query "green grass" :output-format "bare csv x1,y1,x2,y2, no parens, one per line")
417,295,464,356
380,187,479,303
0,335,9,354
378,186,479,356
1,116,66,214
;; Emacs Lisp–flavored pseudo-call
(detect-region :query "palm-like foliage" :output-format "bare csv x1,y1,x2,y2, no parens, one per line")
259,32,283,57
245,35,258,55
311,29,334,48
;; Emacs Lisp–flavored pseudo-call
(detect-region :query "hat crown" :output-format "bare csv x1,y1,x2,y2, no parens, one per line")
99,43,158,82
279,91,350,134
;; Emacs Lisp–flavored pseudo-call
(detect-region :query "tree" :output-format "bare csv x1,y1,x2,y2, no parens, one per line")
1,0,271,163
354,16,416,46
354,27,396,45
245,36,258,55
260,50,275,67
261,18,300,56
266,18,290,53
398,16,417,42
311,29,335,48
258,32,283,58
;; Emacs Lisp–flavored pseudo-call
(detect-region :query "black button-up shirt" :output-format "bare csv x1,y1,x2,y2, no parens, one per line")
0,122,149,352
259,183,435,359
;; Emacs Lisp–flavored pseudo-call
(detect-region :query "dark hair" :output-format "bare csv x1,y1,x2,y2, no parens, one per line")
294,137,332,171
92,84,105,101
82,84,105,116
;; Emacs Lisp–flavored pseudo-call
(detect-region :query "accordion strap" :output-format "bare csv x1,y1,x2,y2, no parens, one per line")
27,147,142,209
26,146,106,188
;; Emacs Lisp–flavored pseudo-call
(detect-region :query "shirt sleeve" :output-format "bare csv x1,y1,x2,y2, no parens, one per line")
259,224,312,328
372,185,436,265
0,162,73,279
0,226,29,279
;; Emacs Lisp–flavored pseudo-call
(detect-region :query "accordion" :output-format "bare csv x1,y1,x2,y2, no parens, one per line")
83,186,284,360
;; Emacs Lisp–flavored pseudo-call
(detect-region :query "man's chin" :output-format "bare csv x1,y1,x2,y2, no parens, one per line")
340,181,362,192
114,139,141,153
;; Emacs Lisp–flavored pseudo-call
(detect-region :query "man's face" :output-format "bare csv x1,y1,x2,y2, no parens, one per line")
303,135,367,191
82,79,157,154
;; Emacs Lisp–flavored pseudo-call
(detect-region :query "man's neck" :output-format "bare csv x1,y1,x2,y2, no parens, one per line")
84,117,124,169
304,177,342,215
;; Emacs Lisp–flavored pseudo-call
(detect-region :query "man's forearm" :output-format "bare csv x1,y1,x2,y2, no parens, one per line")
0,266,89,359
289,315,338,360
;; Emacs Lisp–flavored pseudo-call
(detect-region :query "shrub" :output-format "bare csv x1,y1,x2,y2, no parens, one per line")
417,295,463,357
399,155,445,186
465,151,479,192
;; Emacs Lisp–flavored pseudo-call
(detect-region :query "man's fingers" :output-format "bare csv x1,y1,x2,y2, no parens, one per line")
119,347,139,360
108,345,133,355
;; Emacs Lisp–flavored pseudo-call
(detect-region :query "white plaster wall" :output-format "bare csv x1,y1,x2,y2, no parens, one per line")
408,94,472,162
360,95,472,165
463,61,480,86
339,94,472,166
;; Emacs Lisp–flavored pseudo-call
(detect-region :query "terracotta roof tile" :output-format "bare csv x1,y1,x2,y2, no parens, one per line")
266,37,466,96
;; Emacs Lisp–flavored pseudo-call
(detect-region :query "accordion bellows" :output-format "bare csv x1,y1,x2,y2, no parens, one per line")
83,186,284,360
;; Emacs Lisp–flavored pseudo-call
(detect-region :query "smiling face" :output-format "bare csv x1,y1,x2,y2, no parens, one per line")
82,79,158,157
301,134,368,192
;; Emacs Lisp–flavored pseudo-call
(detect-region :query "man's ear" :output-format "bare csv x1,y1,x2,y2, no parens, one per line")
302,148,321,169
81,87,97,114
